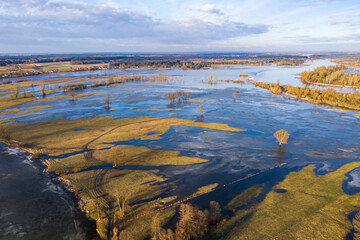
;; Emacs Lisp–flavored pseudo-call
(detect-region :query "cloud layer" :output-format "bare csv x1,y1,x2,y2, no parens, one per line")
0,0,268,52
1,0,360,53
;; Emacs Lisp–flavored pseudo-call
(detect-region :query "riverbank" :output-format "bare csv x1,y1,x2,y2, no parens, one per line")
248,79,360,111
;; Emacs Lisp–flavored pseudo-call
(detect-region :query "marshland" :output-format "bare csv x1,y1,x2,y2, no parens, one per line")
2,55,360,239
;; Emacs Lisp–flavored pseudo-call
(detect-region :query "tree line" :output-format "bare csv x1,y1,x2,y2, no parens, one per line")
249,79,360,111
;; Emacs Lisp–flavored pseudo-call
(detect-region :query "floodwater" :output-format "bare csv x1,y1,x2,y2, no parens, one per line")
0,144,84,240
1,59,360,238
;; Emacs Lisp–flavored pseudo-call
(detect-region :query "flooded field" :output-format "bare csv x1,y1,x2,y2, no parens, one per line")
1,59,360,239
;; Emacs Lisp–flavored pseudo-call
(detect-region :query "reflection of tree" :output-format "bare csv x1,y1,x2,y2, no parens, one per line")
105,98,110,110
275,145,287,165
196,115,204,122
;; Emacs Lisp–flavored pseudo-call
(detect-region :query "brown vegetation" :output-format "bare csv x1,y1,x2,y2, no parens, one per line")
274,129,290,146
151,201,222,240
197,105,204,115
167,90,191,104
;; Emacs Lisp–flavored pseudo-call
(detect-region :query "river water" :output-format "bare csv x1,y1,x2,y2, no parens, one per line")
0,144,85,240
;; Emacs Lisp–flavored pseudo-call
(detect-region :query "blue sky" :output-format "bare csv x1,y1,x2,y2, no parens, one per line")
1,0,360,53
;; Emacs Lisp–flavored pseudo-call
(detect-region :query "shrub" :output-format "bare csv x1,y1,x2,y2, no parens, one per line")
197,105,204,115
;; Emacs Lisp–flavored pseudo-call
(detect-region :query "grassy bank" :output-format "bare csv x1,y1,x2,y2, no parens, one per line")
216,162,360,240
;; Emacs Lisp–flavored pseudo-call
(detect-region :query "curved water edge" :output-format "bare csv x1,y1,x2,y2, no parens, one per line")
0,143,99,240
343,167,360,195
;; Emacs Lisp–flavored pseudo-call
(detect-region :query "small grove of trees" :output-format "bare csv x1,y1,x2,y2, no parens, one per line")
151,201,222,240
274,129,290,146
167,90,191,104
206,75,218,85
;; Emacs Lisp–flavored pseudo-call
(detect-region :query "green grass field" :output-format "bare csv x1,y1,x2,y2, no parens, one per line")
217,162,360,240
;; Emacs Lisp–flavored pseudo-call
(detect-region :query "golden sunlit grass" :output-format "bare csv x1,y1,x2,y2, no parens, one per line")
4,116,243,156
224,185,263,212
0,105,51,115
221,162,360,240
0,93,37,110
188,99,205,102
324,108,350,113
102,169,168,210
122,207,176,240
196,183,219,195
60,169,104,206
47,153,99,173
0,112,47,124
94,145,208,166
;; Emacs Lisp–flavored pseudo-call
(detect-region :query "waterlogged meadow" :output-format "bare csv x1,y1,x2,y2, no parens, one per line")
1,59,360,239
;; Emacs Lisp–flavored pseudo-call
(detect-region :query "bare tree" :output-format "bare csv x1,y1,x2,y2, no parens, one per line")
110,146,126,168
116,191,130,218
197,105,204,115
167,93,175,103
274,129,290,146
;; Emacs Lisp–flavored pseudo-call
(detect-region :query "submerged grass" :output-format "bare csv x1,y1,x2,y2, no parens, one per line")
4,116,243,156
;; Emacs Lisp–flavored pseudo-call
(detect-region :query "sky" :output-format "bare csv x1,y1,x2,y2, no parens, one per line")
1,0,360,53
